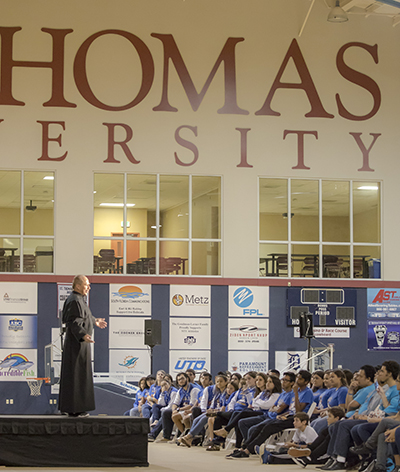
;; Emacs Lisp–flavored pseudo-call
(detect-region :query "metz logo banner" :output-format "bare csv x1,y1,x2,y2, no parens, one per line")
170,285,210,317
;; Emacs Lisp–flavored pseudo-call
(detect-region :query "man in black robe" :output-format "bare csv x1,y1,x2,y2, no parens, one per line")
59,275,107,417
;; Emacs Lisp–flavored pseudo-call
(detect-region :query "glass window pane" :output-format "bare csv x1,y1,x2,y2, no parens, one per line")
259,179,288,241
259,243,288,277
0,238,20,272
353,182,381,243
291,180,319,242
24,238,53,273
127,240,156,274
322,181,349,242
94,174,124,237
93,240,122,273
192,176,221,239
292,244,319,278
0,171,20,235
322,245,349,278
354,246,381,279
24,172,54,236
192,241,220,275
160,241,188,275
160,176,189,238
127,174,156,238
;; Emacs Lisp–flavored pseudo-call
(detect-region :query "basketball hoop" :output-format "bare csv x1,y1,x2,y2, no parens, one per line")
26,377,50,396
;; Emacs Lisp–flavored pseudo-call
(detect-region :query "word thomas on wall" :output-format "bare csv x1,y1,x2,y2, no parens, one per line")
0,27,382,171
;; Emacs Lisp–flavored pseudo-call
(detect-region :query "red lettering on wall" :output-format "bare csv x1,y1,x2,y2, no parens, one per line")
256,39,334,119
236,128,253,168
336,43,381,121
152,34,248,115
103,123,139,164
74,30,154,111
283,130,318,170
174,125,199,166
349,132,380,172
37,121,68,161
0,27,76,108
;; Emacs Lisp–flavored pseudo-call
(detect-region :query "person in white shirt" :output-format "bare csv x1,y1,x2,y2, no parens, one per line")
286,412,318,448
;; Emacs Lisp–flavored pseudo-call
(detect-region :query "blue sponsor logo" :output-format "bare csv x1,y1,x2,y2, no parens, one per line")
233,287,254,308
8,318,23,332
174,359,206,371
119,356,139,369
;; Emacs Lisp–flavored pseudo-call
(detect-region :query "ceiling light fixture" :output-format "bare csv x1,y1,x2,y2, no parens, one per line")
357,186,379,190
43,175,54,180
327,0,348,22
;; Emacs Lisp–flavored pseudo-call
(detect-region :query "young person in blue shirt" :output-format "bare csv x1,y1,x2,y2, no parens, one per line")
140,370,166,419
228,370,314,459
156,372,201,442
320,362,400,471
213,374,282,448
179,374,231,447
311,371,327,405
149,376,178,428
210,372,257,434
311,369,348,434
125,376,148,416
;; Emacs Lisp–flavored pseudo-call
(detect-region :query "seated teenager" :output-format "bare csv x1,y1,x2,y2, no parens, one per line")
288,407,346,467
311,369,348,434
156,372,200,442
214,373,282,448
140,370,165,419
149,376,178,430
179,374,230,447
210,371,257,434
226,370,314,459
321,362,399,471
312,371,327,406
126,376,148,416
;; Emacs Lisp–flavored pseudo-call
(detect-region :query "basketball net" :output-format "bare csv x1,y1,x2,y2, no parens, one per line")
27,378,44,396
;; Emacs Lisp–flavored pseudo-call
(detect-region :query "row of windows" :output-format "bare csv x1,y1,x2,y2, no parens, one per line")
259,179,381,278
0,172,381,278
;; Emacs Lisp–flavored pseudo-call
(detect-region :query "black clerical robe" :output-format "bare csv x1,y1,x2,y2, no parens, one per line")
59,291,96,414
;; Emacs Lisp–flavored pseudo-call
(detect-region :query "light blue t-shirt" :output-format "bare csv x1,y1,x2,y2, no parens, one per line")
346,384,375,418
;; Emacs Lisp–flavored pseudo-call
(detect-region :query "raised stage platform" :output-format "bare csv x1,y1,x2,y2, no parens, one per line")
0,415,149,467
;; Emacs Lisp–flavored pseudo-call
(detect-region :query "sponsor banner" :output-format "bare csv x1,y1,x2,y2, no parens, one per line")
367,289,400,319
229,286,269,317
0,349,37,381
228,319,269,350
0,315,37,349
57,284,72,318
368,321,400,351
109,349,151,378
228,351,268,374
170,285,210,317
275,351,307,373
110,284,151,315
0,283,37,314
169,350,211,373
293,327,350,338
170,318,210,350
109,317,150,349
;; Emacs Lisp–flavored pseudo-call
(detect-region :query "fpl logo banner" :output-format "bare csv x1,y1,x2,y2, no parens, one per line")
229,286,269,317
367,289,400,319
109,284,151,315
170,285,210,317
